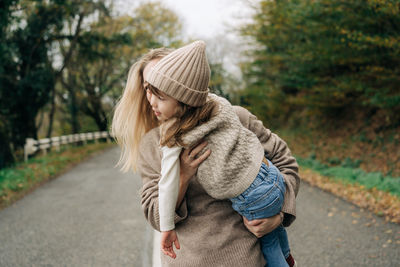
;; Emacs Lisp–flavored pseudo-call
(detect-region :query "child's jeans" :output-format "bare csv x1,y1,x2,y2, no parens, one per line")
230,159,289,267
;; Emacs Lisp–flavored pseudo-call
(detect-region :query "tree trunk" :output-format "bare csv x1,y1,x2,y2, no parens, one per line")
70,88,80,134
0,122,15,169
46,86,56,138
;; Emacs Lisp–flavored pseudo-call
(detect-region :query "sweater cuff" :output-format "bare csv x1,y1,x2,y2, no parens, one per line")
281,212,295,227
160,218,176,232
281,198,296,227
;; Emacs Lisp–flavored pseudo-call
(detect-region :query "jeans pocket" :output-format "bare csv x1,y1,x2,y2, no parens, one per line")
247,193,283,219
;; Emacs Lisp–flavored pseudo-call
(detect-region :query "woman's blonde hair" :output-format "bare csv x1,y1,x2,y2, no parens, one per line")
112,47,217,173
111,48,173,172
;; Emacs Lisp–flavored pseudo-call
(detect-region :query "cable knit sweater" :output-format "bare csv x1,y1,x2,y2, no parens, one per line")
179,93,265,199
158,94,265,230
138,105,300,267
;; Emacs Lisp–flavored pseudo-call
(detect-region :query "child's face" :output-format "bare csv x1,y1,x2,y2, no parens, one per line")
143,59,181,121
145,83,180,121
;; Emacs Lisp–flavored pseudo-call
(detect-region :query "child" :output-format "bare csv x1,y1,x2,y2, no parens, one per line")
143,40,296,267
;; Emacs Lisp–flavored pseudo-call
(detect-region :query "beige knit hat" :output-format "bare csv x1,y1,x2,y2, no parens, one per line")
146,40,210,107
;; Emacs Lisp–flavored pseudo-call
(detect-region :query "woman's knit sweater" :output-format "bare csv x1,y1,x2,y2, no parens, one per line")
138,105,300,267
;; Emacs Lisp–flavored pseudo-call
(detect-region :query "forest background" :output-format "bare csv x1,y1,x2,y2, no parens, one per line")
1,0,399,220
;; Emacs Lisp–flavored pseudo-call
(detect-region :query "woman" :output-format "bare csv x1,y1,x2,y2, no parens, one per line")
112,47,300,266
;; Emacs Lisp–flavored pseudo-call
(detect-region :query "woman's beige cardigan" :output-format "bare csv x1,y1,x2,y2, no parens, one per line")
138,106,300,267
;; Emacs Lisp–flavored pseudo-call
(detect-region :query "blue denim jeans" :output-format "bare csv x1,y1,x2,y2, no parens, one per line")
230,160,290,267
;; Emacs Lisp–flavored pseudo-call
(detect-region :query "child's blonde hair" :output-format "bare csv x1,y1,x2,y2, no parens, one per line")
111,48,173,172
145,84,217,148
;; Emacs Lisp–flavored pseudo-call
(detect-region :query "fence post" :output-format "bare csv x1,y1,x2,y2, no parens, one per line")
57,136,61,152
24,138,37,162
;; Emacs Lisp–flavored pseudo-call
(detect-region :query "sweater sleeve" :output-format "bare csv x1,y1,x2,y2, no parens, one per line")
233,106,300,227
138,129,188,232
159,146,182,231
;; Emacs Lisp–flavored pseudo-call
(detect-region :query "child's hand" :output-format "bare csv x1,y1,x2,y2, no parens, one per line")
160,230,180,259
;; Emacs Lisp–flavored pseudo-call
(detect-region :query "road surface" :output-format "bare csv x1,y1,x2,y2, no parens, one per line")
0,146,399,266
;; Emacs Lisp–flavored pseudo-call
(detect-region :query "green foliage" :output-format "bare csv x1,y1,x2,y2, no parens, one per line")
59,1,183,133
341,157,362,168
129,1,183,48
297,155,400,197
0,0,111,167
1,0,59,146
0,0,183,168
209,62,233,100
241,0,400,126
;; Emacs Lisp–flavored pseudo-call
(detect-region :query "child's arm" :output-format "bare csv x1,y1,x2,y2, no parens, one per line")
138,131,188,232
138,131,210,232
159,146,183,232
160,230,180,259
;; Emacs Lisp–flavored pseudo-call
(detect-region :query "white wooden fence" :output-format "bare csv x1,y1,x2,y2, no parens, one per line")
24,131,112,162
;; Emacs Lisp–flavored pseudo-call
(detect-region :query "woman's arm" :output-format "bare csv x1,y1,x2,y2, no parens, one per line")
234,106,300,227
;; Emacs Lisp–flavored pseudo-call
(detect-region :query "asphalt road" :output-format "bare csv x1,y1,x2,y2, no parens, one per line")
1,146,399,266
287,180,400,266
0,146,153,267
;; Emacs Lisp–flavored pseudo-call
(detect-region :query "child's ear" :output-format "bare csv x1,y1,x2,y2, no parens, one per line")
175,104,184,118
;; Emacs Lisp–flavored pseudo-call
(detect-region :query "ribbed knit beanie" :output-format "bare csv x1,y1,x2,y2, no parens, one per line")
146,40,210,107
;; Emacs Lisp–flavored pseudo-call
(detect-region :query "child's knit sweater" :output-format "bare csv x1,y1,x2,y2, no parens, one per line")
159,93,264,231
180,94,264,199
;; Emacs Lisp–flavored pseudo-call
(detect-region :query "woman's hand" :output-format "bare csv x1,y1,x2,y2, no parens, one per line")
243,213,283,238
175,140,211,209
180,140,211,182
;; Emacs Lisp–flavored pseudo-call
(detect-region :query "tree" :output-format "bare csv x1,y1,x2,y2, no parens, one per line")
1,0,62,167
0,0,18,167
0,0,109,167
59,1,183,132
45,0,109,137
205,35,243,101
241,0,400,127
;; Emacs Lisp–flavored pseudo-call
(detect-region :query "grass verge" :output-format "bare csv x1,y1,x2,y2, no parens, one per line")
297,156,400,198
275,127,400,223
298,161,400,224
0,142,115,211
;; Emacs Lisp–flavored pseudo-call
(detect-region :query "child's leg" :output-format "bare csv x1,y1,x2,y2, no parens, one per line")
230,159,290,266
260,225,289,267
277,225,290,259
